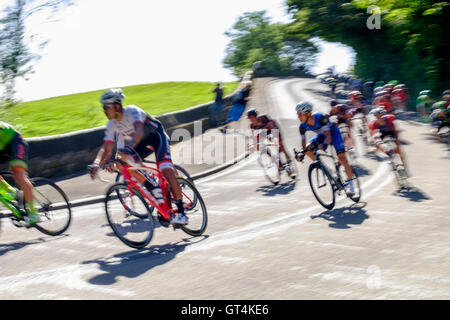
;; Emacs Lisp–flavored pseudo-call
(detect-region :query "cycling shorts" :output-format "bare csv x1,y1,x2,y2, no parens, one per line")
134,125,174,170
310,124,345,154
0,133,29,170
380,130,398,141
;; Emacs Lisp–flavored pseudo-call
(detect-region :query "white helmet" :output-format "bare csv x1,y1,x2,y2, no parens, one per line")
370,106,386,116
296,101,313,114
100,88,125,105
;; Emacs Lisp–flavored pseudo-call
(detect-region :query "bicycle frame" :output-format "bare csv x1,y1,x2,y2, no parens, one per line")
0,193,21,218
118,161,194,221
313,150,346,190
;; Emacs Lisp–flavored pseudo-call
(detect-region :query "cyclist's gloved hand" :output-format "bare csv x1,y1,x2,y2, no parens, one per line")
118,146,142,164
87,163,100,179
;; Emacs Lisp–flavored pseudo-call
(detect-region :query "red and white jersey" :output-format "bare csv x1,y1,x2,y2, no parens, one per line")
104,105,161,147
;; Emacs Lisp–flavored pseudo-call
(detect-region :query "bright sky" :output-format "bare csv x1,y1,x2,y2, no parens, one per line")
11,0,354,102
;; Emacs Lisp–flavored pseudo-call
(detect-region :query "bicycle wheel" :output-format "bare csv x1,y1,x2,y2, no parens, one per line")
176,177,207,237
257,147,281,185
308,162,336,210
105,183,154,249
30,177,72,236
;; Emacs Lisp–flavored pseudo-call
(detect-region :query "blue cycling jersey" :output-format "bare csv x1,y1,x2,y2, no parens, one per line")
299,112,345,154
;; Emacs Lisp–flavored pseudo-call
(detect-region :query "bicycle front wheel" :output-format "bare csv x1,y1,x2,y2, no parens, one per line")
30,177,72,236
308,163,336,210
105,183,154,249
257,147,281,185
176,177,207,237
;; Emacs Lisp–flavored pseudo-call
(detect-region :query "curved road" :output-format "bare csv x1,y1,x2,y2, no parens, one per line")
0,78,449,299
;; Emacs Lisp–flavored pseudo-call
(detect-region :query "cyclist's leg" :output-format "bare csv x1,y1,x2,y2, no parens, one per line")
332,126,354,179
152,131,187,221
278,135,291,162
8,134,39,220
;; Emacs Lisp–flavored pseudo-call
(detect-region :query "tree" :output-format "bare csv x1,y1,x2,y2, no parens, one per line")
285,0,450,104
223,11,317,78
0,0,72,106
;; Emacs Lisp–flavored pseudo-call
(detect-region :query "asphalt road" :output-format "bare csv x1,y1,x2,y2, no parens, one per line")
0,78,448,300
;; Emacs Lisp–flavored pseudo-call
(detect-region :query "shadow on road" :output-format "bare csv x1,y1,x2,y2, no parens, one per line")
0,234,70,257
310,202,370,229
82,235,209,286
256,180,297,197
392,186,431,202
352,163,371,177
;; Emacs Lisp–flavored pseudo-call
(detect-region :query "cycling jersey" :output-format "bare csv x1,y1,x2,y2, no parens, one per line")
0,122,28,169
369,114,397,140
104,105,173,169
250,115,283,145
0,122,17,151
299,112,345,154
350,99,368,115
250,115,278,131
375,96,393,113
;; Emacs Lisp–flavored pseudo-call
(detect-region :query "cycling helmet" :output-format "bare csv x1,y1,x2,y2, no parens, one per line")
370,107,386,116
432,101,446,110
100,88,125,105
348,91,361,98
329,99,338,107
296,101,313,114
247,108,258,118
373,86,384,93
442,89,450,97
394,84,406,90
419,90,431,96
374,90,388,97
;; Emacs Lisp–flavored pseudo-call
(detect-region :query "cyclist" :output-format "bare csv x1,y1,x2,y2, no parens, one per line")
348,90,371,142
392,84,409,112
294,101,356,196
429,102,450,142
368,107,410,176
442,90,450,108
374,90,394,114
329,101,356,150
247,108,294,175
88,88,188,225
0,121,40,225
416,90,433,118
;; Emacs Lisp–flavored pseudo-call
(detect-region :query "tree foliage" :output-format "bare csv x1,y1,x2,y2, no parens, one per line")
285,0,450,99
0,0,72,106
223,11,317,78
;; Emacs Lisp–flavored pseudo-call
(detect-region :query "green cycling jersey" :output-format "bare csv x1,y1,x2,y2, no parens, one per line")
0,121,18,151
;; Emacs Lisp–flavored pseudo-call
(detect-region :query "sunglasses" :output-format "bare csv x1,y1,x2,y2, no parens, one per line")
103,104,114,110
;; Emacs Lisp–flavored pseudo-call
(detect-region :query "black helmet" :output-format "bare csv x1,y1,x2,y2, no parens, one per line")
329,99,338,107
247,108,258,117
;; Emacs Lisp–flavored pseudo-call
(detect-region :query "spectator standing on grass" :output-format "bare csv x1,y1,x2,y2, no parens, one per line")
209,82,224,126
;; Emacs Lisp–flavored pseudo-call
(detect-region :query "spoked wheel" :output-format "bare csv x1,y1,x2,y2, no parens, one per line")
308,162,336,210
257,147,281,185
30,177,72,236
175,177,207,237
105,183,154,249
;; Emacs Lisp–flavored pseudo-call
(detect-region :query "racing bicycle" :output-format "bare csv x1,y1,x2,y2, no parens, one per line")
251,133,297,185
294,144,361,210
0,171,72,236
91,158,207,249
377,137,410,190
